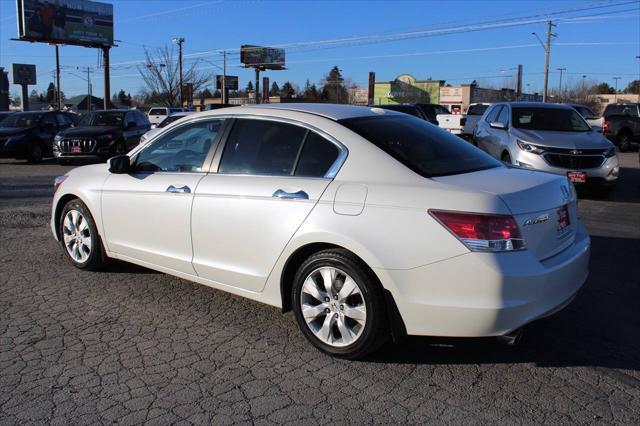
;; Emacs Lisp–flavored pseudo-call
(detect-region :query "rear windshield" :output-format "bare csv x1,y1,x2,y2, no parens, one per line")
159,114,188,128
149,108,167,116
339,115,501,178
512,107,591,132
467,104,489,115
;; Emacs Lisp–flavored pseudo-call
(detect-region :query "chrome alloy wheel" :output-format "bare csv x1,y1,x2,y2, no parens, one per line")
300,267,367,347
62,210,92,263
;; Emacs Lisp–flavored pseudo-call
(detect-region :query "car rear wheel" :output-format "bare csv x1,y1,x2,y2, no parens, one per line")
27,144,43,164
59,199,107,270
617,131,631,152
292,249,388,359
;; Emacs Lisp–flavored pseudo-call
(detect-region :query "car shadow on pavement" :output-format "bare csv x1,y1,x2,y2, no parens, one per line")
367,234,640,372
579,167,640,203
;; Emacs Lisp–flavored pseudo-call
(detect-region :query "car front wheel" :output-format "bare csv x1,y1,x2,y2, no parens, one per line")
292,249,388,359
59,199,107,270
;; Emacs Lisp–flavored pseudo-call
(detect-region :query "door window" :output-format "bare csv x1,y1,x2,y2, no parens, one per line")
41,113,57,127
134,111,149,126
218,119,307,175
294,132,340,177
496,106,509,126
55,113,72,126
134,119,223,172
485,106,502,123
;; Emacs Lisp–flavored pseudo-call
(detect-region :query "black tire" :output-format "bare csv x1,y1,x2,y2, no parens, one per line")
617,131,631,152
292,249,388,359
27,144,43,164
59,199,107,270
501,151,512,164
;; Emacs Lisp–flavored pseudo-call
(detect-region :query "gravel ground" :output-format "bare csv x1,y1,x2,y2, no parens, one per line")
0,154,639,425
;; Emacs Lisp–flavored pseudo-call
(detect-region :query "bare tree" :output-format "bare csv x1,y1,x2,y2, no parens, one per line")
137,45,211,107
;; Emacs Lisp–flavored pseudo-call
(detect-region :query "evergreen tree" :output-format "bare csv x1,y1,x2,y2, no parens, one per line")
320,66,348,103
281,81,296,98
269,81,280,96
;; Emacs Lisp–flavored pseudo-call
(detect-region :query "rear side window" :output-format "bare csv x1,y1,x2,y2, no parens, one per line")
219,120,307,175
149,108,166,116
295,132,339,177
339,115,500,178
467,104,489,116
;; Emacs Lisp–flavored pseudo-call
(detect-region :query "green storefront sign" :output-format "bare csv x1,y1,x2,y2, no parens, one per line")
374,74,441,105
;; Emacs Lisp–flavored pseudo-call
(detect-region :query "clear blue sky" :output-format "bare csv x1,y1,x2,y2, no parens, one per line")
1,0,639,99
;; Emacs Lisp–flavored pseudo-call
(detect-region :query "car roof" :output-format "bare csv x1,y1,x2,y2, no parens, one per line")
494,102,573,110
227,103,403,121
168,111,194,117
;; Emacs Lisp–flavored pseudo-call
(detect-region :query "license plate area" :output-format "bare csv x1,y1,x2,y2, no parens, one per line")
567,171,586,183
71,146,82,153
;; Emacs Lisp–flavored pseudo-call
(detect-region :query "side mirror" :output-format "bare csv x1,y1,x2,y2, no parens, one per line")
490,121,507,130
108,155,131,174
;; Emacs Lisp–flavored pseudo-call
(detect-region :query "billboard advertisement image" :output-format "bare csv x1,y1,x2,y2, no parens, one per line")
11,63,37,85
240,45,285,70
17,0,114,47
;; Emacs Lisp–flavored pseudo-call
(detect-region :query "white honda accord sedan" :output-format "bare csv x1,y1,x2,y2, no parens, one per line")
51,104,590,358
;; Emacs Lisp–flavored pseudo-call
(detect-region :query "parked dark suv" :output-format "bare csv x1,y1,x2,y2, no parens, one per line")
0,111,76,163
602,103,640,152
54,109,150,164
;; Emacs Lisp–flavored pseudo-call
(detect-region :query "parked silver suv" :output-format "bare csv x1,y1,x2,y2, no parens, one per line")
474,102,618,192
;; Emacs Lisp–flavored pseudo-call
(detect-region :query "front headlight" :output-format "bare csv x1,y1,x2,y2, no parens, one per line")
54,135,62,144
516,139,545,154
604,146,616,158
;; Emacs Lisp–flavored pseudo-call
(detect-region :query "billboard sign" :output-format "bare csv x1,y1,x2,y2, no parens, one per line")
240,45,285,70
16,0,114,47
12,63,37,85
215,75,238,91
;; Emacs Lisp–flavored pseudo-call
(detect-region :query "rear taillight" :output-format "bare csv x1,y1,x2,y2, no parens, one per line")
603,120,609,134
429,210,526,252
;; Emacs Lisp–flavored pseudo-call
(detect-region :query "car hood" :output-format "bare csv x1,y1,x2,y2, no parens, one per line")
59,126,121,137
0,127,34,137
511,127,611,149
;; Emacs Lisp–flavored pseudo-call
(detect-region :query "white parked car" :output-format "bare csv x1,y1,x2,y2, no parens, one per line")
51,104,589,358
140,111,195,144
146,107,188,125
463,103,492,138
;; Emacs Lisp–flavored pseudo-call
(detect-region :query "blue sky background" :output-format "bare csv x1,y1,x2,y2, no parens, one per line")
1,0,639,99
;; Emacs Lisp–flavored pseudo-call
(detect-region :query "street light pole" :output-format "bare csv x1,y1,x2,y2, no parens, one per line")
222,51,227,105
532,21,556,103
613,76,620,103
173,37,185,107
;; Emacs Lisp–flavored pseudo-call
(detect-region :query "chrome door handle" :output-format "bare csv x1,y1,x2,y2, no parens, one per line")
272,189,308,200
166,185,191,194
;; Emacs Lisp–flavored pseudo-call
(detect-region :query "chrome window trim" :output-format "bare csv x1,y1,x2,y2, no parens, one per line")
206,114,348,179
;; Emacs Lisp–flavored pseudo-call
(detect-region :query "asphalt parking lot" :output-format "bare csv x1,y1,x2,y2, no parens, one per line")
1,153,639,424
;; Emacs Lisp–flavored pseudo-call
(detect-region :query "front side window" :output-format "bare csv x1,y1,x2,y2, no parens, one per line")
485,106,502,123
339,115,501,178
512,107,591,132
1,113,45,127
134,119,223,172
218,119,307,175
496,106,509,126
41,114,57,126
134,111,150,126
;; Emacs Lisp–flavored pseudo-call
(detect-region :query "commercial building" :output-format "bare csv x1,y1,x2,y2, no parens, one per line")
440,83,542,113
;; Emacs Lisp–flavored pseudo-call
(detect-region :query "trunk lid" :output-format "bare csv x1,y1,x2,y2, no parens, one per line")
433,166,578,260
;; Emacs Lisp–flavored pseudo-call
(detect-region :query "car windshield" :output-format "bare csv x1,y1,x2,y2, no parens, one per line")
159,114,187,128
0,112,45,128
78,111,125,127
512,107,591,132
339,115,501,178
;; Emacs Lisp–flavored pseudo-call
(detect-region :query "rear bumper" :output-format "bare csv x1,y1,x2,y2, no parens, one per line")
377,223,590,337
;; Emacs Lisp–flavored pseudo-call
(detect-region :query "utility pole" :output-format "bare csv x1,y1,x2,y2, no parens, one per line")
103,47,110,110
532,21,556,103
55,45,61,110
222,50,227,105
557,67,566,102
173,37,185,107
613,76,620,103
